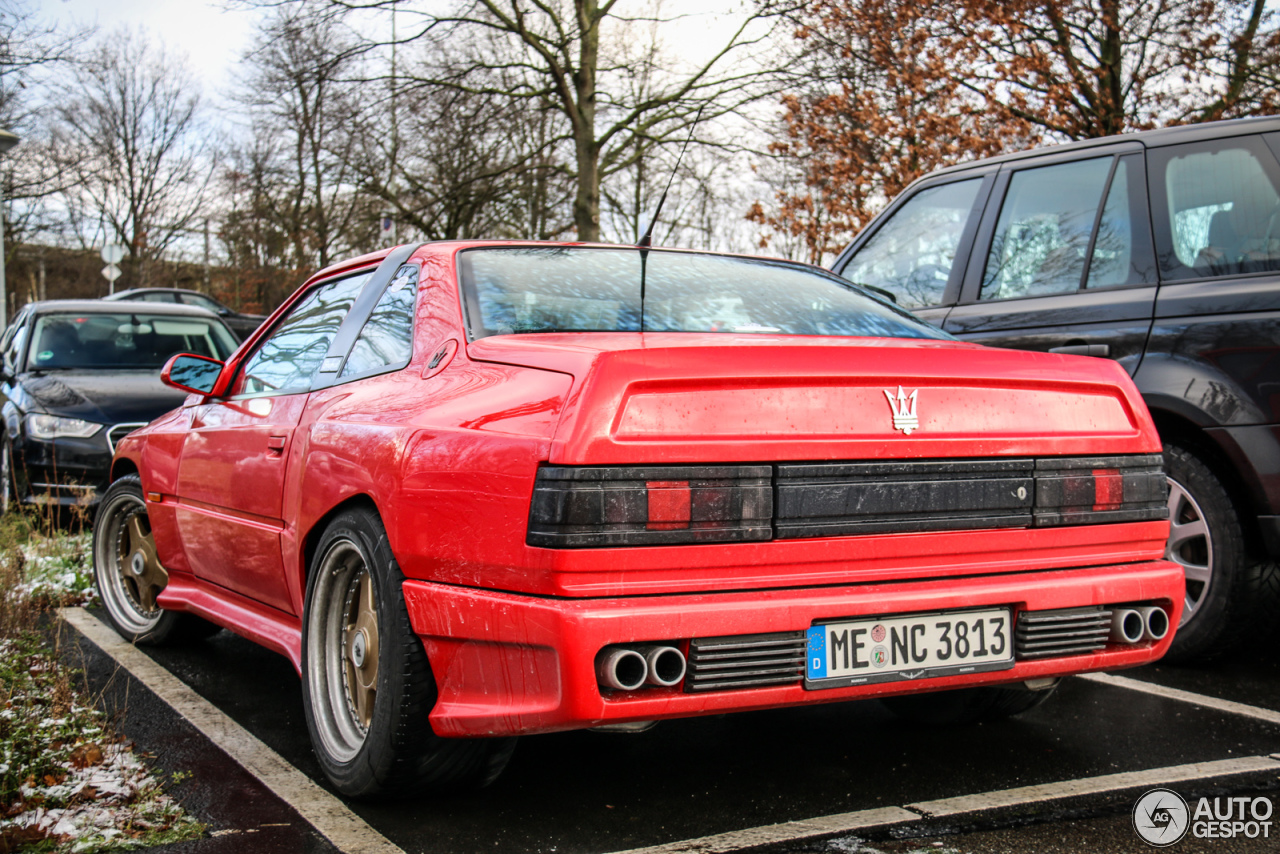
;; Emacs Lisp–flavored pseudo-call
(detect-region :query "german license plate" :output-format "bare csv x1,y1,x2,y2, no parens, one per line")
805,607,1014,689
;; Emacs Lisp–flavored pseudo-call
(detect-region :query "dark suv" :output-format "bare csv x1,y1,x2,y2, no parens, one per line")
832,116,1280,661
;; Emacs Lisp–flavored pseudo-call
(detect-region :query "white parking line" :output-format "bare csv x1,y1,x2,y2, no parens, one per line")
59,608,405,854
608,755,1280,854
606,807,921,854
1080,672,1280,726
907,755,1280,816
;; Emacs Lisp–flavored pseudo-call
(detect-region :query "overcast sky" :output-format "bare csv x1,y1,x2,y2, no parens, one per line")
49,0,261,90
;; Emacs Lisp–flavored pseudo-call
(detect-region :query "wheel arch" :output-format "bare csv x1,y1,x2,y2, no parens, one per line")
299,493,388,592
109,457,140,483
1147,404,1265,555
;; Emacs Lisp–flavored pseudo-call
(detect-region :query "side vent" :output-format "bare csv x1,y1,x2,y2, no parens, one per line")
1015,607,1113,659
685,631,806,692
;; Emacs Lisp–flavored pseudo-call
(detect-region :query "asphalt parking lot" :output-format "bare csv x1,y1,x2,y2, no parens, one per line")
59,608,1280,854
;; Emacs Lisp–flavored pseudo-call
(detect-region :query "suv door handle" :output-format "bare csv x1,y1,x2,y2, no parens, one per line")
1049,344,1110,357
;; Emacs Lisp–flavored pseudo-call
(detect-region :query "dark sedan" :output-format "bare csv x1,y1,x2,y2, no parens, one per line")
103,288,267,340
0,301,240,509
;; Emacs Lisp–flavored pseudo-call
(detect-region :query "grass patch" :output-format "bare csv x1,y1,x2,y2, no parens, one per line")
0,511,205,852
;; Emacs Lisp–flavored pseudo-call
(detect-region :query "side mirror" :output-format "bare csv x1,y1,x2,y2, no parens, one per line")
162,353,224,395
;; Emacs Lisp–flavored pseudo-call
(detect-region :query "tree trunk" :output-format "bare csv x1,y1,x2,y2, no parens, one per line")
572,0,600,242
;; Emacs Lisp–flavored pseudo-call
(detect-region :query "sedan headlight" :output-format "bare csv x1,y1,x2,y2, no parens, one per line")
25,414,103,440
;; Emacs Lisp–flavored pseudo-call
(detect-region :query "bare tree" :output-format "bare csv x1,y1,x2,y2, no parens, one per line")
350,58,574,241
236,8,370,270
0,1,91,261
247,0,787,242
52,29,213,288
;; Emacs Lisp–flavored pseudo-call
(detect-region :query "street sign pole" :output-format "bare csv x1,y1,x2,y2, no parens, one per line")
0,129,20,327
100,244,125,294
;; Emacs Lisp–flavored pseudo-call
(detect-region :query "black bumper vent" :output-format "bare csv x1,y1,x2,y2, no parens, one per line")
1015,607,1113,659
685,631,806,692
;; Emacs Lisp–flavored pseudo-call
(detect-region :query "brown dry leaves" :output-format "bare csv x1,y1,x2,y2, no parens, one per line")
754,0,1280,260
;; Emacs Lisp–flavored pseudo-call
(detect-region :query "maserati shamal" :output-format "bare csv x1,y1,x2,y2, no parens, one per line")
92,241,1184,798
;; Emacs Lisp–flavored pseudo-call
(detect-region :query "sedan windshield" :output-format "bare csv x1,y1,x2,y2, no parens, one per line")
458,247,950,341
26,312,238,371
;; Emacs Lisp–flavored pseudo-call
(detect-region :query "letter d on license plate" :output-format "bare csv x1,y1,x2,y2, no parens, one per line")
805,607,1014,689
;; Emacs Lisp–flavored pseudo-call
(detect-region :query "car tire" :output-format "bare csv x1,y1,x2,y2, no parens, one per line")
880,683,1058,725
301,506,516,799
92,475,217,644
1161,443,1256,662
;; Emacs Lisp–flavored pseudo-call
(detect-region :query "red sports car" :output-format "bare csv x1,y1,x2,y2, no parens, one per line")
93,241,1183,798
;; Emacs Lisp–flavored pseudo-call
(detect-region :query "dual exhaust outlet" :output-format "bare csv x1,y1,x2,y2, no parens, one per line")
1109,606,1170,644
597,644,687,691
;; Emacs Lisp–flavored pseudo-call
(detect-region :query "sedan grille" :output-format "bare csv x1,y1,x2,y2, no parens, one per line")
107,423,147,453
685,631,806,692
1015,607,1113,659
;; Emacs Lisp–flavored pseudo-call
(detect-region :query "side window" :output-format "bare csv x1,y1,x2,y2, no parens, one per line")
140,292,178,303
232,272,371,396
1086,154,1156,288
341,265,417,378
981,157,1112,301
1149,136,1280,280
839,178,983,309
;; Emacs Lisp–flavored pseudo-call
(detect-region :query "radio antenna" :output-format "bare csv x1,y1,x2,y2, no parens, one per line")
638,104,705,249
639,104,705,333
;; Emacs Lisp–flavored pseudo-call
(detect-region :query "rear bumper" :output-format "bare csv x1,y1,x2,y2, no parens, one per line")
404,560,1184,737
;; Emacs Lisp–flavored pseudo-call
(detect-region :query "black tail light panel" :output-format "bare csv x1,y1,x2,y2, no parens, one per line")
527,455,1168,548
527,465,772,547
1034,455,1167,526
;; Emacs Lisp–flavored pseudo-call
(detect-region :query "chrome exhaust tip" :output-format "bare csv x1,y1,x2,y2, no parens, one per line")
638,645,686,687
1109,609,1145,644
596,647,648,691
1138,606,1170,641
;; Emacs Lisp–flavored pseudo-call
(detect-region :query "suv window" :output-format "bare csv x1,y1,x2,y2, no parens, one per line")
1086,156,1141,288
233,272,371,396
981,157,1114,300
341,265,417,378
839,178,983,309
178,292,226,313
1150,136,1280,280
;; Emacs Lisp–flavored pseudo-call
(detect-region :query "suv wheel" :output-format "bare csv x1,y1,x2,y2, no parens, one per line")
1162,443,1256,662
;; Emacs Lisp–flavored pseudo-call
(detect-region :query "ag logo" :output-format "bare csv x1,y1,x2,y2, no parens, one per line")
1133,788,1190,846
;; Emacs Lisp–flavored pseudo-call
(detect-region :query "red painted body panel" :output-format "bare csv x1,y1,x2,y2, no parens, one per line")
466,332,1158,465
110,240,1184,737
403,560,1183,736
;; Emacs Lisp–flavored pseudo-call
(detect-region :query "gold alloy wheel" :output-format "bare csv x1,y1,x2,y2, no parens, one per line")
93,479,171,638
118,511,168,612
341,568,380,731
306,537,383,762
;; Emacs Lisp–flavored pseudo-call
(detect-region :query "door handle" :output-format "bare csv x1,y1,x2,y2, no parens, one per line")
267,435,287,455
1049,344,1110,357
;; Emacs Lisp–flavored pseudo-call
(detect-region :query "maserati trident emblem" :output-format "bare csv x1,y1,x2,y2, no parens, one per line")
884,386,919,434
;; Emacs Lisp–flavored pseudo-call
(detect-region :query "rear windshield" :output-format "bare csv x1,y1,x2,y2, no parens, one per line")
458,247,949,341
27,312,238,371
